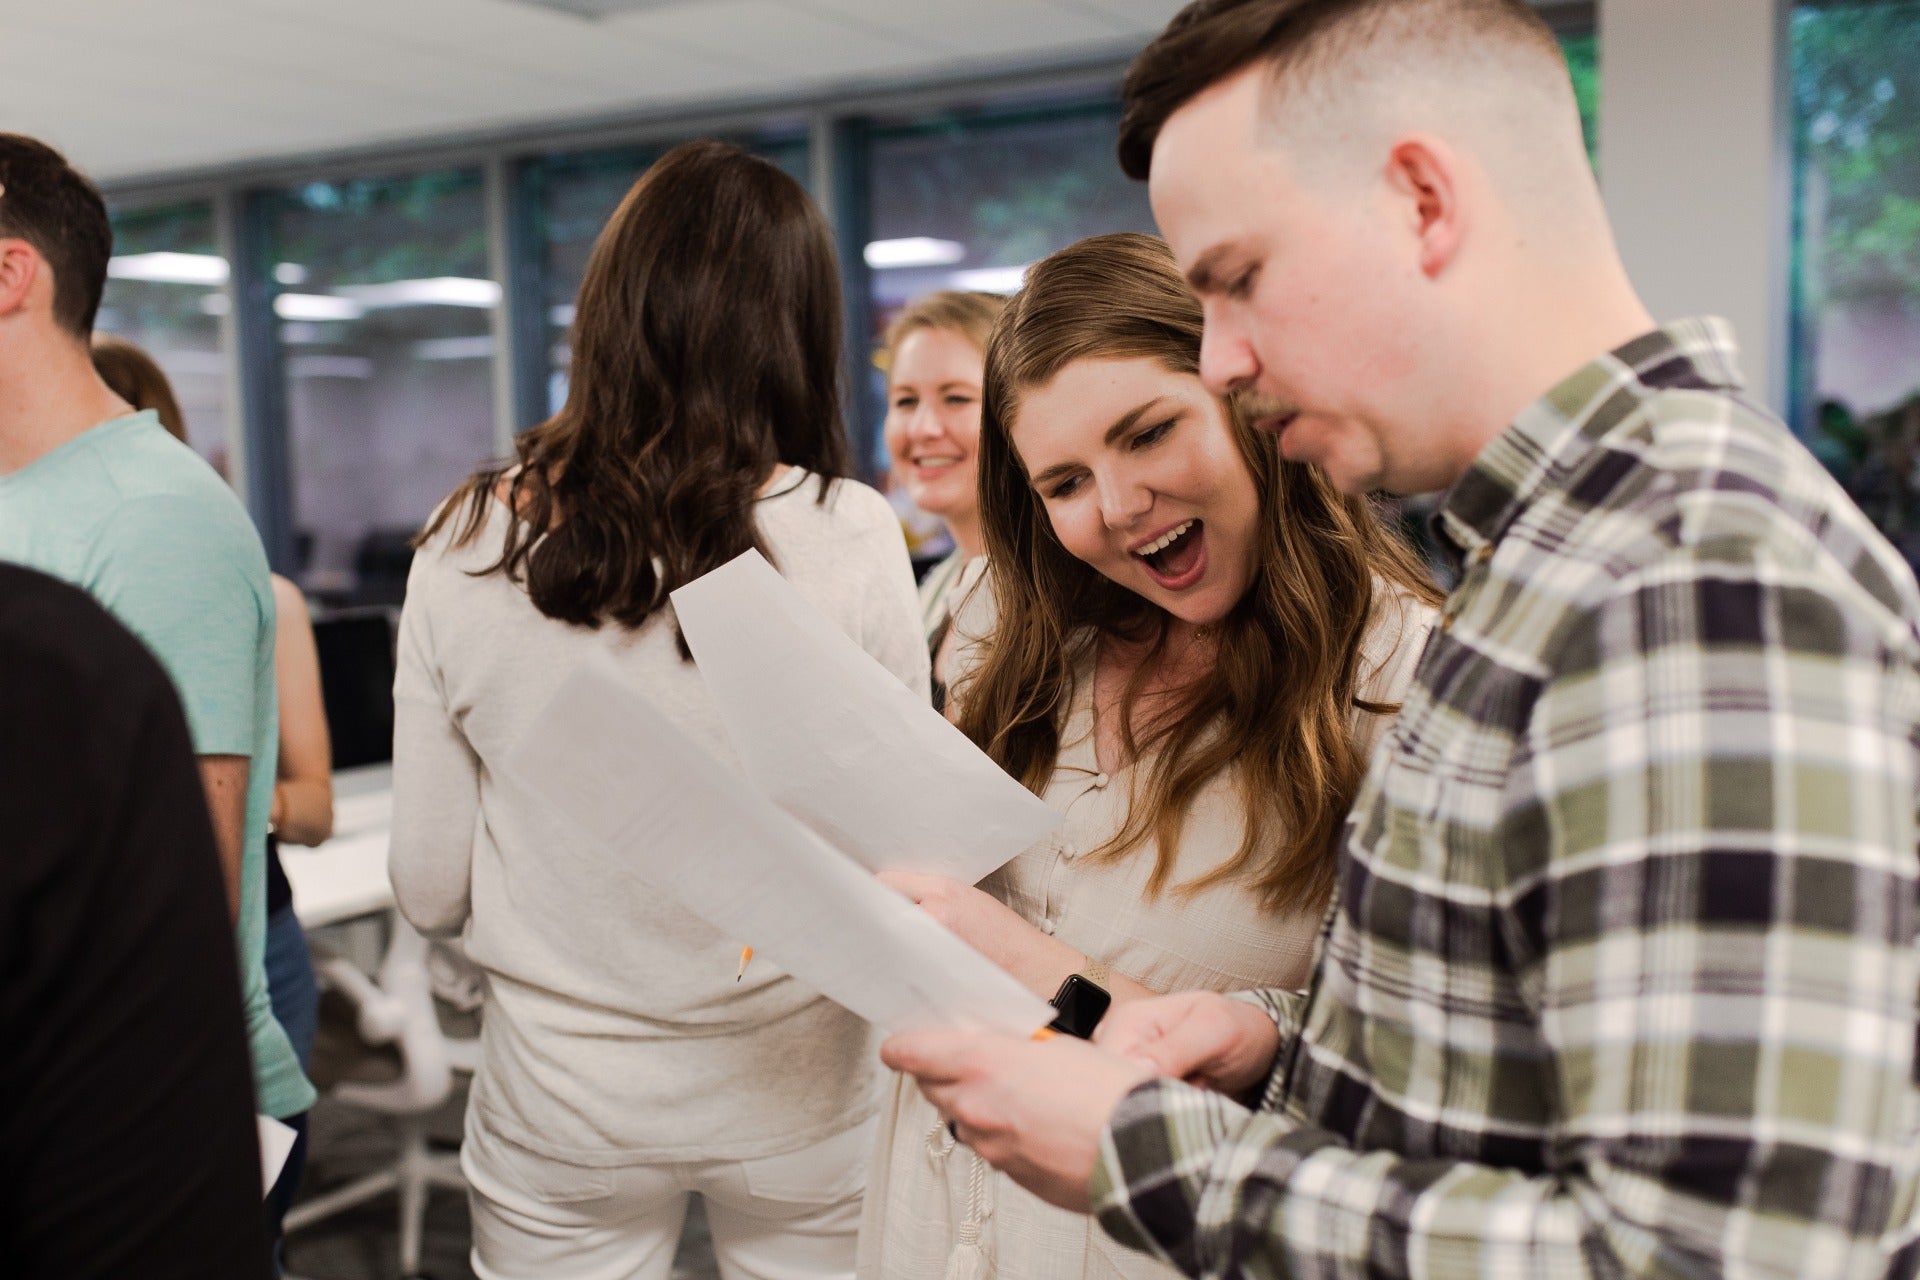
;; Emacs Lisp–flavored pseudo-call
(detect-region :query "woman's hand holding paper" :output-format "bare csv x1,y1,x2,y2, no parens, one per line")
878,870,1075,1000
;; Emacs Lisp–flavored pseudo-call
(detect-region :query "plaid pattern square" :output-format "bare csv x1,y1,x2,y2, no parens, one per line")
1090,321,1920,1278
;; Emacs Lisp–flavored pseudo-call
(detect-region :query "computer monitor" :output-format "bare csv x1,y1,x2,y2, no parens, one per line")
312,609,397,770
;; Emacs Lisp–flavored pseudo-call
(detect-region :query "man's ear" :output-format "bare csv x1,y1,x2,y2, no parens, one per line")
0,240,43,318
1383,136,1465,280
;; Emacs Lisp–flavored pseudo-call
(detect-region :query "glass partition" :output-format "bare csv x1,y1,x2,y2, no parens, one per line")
100,201,234,469
864,96,1153,330
526,133,809,416
1792,0,1920,573
265,167,499,606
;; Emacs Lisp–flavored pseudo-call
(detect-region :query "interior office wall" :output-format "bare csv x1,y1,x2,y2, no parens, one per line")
1600,0,1793,410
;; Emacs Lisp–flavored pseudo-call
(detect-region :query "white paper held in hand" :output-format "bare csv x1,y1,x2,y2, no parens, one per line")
669,550,1060,884
504,653,1056,1038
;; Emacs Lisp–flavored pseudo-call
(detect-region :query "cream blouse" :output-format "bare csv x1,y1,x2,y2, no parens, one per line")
856,574,1434,1279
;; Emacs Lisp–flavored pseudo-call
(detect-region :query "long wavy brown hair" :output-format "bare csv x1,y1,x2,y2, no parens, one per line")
955,232,1439,912
421,140,853,632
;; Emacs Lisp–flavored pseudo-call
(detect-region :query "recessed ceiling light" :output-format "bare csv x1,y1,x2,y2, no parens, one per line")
948,264,1030,293
864,238,966,270
107,252,229,285
507,0,704,19
274,294,364,322
336,277,502,308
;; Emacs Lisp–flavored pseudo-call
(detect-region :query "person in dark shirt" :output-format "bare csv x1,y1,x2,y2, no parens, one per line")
0,563,268,1279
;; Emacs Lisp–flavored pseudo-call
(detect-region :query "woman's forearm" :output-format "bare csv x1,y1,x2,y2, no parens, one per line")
271,777,334,847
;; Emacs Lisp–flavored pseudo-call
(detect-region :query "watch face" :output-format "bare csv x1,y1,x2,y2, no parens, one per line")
1048,973,1112,1039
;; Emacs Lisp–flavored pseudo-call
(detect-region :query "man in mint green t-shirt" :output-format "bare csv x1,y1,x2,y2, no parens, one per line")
0,138,314,1153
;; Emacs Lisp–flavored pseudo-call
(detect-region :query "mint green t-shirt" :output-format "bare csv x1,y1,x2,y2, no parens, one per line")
0,411,315,1119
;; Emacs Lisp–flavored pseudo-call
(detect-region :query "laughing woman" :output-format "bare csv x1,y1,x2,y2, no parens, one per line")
858,233,1441,1279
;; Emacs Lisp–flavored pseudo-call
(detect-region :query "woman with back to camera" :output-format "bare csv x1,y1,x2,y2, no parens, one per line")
859,233,1441,1279
389,140,928,1280
878,290,1007,708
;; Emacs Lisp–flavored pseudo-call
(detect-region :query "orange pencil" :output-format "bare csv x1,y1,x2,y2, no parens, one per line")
736,945,753,982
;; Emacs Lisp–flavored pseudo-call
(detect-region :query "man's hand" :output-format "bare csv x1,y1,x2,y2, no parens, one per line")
1094,991,1281,1100
881,1027,1153,1212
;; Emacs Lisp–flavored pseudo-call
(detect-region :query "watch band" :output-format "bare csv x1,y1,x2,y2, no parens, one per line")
1078,955,1111,988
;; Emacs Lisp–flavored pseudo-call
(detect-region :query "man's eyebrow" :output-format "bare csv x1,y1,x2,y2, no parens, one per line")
1026,399,1169,489
1185,246,1234,295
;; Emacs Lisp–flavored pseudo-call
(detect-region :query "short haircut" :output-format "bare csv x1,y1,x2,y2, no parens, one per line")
1118,0,1567,180
880,290,1009,382
0,133,112,337
93,335,187,443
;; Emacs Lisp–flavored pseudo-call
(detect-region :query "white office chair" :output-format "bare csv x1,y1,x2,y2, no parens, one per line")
284,916,476,1280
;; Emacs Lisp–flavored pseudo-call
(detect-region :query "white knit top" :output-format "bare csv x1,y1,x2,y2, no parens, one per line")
389,472,930,1164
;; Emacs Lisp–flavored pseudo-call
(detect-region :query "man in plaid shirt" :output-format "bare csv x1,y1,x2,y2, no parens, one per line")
881,1,1920,1275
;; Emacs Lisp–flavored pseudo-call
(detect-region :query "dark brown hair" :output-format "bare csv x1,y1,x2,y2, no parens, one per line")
956,233,1440,912
0,133,112,337
422,140,853,632
1117,0,1563,180
92,335,186,442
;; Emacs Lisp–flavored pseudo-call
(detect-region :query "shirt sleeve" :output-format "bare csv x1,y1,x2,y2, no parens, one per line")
388,546,480,937
1090,559,1920,1279
89,494,270,758
850,488,933,702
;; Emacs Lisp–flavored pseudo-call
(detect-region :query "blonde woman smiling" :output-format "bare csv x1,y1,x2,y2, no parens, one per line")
880,290,1008,708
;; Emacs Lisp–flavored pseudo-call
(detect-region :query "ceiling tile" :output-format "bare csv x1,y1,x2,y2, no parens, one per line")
5,0,1164,182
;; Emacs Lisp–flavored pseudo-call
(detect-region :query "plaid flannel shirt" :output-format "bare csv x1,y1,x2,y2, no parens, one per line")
1090,320,1920,1278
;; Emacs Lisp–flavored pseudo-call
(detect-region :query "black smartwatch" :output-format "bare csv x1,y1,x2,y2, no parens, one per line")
1046,971,1112,1039
945,971,1115,1141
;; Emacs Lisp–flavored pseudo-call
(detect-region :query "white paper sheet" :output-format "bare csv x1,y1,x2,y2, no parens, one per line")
670,551,1060,884
258,1114,297,1197
505,654,1056,1037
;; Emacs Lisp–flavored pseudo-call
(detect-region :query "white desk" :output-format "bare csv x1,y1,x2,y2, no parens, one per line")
283,765,396,928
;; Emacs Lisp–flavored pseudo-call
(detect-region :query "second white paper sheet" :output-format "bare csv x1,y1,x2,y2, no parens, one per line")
505,653,1056,1038
670,551,1059,884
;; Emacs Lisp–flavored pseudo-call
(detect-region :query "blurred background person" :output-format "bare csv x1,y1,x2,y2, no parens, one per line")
92,331,331,1265
878,290,1007,708
389,140,927,1280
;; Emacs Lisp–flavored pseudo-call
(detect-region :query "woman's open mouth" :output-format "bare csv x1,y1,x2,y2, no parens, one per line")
1132,518,1207,591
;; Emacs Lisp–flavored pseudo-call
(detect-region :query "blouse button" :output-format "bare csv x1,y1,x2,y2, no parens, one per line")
1090,772,1110,789
1040,918,1057,935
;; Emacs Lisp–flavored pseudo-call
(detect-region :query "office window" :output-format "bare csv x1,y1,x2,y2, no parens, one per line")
266,167,499,606
1792,0,1920,570
528,134,809,416
865,96,1154,331
1560,29,1601,166
99,201,234,468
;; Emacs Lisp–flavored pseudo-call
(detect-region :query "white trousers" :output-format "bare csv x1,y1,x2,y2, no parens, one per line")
462,1108,873,1280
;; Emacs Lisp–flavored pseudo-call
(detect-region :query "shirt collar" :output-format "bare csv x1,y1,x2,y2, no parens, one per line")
1431,317,1746,566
